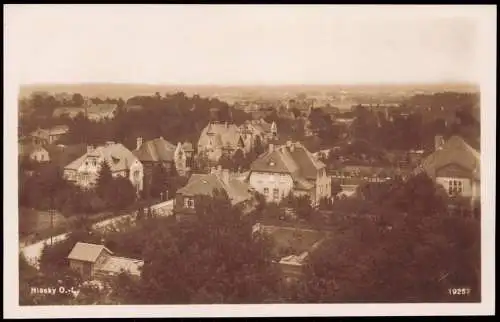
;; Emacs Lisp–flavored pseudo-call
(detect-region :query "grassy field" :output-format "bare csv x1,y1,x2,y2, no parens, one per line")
19,208,121,246
19,208,68,239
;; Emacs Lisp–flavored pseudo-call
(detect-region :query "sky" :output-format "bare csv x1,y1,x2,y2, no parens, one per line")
4,5,494,85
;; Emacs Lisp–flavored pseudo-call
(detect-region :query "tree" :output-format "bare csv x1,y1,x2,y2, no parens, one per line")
232,149,245,172
292,174,480,303
95,160,113,199
116,190,282,304
253,135,265,156
106,177,137,212
331,181,342,197
218,154,234,171
20,162,68,210
150,164,169,198
279,193,313,221
72,93,85,107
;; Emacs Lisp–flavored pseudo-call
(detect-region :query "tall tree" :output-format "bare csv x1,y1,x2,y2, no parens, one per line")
107,177,137,211
150,164,169,198
95,160,113,199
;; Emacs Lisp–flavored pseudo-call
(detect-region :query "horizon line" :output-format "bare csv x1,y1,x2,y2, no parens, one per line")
20,81,480,88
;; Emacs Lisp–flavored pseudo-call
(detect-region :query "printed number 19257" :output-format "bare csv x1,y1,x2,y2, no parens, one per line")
448,288,471,296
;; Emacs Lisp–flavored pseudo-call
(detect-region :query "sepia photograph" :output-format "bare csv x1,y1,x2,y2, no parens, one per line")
4,4,496,318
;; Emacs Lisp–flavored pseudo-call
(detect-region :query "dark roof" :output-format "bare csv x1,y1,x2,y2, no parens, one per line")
133,137,176,162
250,142,325,181
419,135,480,180
177,171,252,205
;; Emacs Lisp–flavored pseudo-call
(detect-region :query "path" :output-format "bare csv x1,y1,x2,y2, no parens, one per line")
20,200,174,269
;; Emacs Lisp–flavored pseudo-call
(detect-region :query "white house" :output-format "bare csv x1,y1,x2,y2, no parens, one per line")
64,141,144,193
417,135,480,207
19,141,50,163
248,141,331,206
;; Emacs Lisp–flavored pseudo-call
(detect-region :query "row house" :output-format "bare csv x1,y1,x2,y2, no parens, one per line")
63,141,144,194
248,141,331,206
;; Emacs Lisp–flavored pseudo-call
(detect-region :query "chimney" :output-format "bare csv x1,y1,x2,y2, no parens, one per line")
269,143,274,152
290,142,295,152
136,137,143,150
86,145,94,154
434,135,445,151
221,169,230,186
217,164,222,173
286,140,292,148
225,122,228,128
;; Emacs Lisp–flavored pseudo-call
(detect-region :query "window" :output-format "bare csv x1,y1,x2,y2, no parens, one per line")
184,197,195,209
448,180,464,196
263,187,269,195
273,188,279,200
92,160,97,167
81,173,90,185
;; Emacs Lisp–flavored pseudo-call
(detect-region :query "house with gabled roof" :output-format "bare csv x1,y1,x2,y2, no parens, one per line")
416,135,480,206
174,165,254,220
52,106,85,119
197,122,247,163
63,141,144,194
67,242,143,280
18,141,50,163
28,125,69,145
133,136,190,196
86,103,118,121
239,118,278,150
248,141,331,206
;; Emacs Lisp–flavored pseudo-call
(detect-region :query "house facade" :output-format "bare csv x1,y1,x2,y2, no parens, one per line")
133,137,189,196
417,135,480,207
63,142,144,193
87,103,118,121
248,141,331,206
28,125,69,145
19,141,50,163
197,122,247,163
239,119,277,150
174,166,254,221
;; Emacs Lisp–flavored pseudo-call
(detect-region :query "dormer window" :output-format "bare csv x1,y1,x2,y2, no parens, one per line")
269,161,275,166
